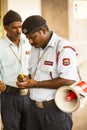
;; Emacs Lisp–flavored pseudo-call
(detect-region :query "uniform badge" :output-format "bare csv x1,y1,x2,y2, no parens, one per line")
23,28,28,34
63,58,70,66
44,61,53,66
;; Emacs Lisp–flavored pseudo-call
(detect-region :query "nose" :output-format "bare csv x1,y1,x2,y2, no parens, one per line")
17,27,22,33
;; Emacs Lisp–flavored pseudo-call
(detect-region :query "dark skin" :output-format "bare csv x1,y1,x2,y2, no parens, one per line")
16,27,75,89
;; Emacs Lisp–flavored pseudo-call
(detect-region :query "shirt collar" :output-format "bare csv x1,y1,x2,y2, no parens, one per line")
5,35,25,46
46,31,60,48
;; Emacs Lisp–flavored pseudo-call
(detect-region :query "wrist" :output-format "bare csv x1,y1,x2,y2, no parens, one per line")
37,81,40,88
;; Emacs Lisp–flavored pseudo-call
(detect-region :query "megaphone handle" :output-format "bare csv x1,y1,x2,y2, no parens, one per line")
77,67,82,81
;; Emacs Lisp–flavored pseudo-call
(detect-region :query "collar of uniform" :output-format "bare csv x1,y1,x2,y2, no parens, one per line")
5,35,25,46
5,36,16,46
46,31,62,48
4,36,12,46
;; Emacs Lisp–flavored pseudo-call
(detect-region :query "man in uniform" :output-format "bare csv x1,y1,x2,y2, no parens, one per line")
17,15,77,130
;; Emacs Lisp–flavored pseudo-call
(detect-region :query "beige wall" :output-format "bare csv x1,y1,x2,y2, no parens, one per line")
68,0,87,81
42,0,68,39
8,0,41,21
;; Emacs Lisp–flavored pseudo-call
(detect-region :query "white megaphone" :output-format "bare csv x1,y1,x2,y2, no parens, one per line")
55,81,87,113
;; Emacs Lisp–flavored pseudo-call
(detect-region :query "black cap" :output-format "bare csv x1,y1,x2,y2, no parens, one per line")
3,10,22,26
22,15,46,34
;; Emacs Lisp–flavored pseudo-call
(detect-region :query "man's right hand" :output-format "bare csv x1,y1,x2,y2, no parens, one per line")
0,81,6,92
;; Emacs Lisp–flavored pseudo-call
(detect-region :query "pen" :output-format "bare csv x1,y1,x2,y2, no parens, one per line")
28,74,31,79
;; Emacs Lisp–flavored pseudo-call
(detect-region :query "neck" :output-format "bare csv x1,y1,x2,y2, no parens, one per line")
13,39,20,46
7,35,20,46
42,31,52,49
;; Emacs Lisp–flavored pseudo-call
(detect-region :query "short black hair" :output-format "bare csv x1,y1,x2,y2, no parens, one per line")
3,10,22,26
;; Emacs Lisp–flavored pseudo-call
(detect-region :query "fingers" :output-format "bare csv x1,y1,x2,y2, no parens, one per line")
17,74,25,82
16,78,34,88
0,81,6,92
16,80,28,88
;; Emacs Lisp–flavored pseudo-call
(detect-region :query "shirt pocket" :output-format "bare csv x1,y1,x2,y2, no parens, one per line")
1,59,19,75
28,64,37,75
39,65,58,79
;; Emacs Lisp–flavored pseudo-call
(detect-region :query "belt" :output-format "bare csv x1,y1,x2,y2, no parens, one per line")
30,99,56,108
4,85,29,96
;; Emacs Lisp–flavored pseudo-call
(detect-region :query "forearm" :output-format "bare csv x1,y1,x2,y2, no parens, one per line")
37,77,75,89
16,76,75,89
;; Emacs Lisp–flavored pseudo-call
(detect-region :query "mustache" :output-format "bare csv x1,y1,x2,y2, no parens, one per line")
15,33,21,37
16,32,21,35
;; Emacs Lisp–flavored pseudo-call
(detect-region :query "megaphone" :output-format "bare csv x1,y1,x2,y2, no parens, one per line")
55,81,87,113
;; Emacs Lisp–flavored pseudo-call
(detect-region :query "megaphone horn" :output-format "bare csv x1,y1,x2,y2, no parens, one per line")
55,81,87,113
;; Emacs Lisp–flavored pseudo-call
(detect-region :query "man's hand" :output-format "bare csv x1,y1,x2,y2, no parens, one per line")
0,81,6,92
16,76,37,88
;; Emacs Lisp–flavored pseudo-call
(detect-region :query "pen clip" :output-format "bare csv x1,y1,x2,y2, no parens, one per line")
28,74,31,79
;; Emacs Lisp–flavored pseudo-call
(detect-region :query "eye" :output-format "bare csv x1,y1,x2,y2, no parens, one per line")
30,34,37,39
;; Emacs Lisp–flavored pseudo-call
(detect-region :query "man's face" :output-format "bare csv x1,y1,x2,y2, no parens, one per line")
26,28,48,49
4,21,22,41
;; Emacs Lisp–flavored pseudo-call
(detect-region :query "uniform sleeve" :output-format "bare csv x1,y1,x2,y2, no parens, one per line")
57,48,78,80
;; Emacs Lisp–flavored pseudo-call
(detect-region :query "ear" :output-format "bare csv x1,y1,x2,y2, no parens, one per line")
4,26,8,31
41,27,47,34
